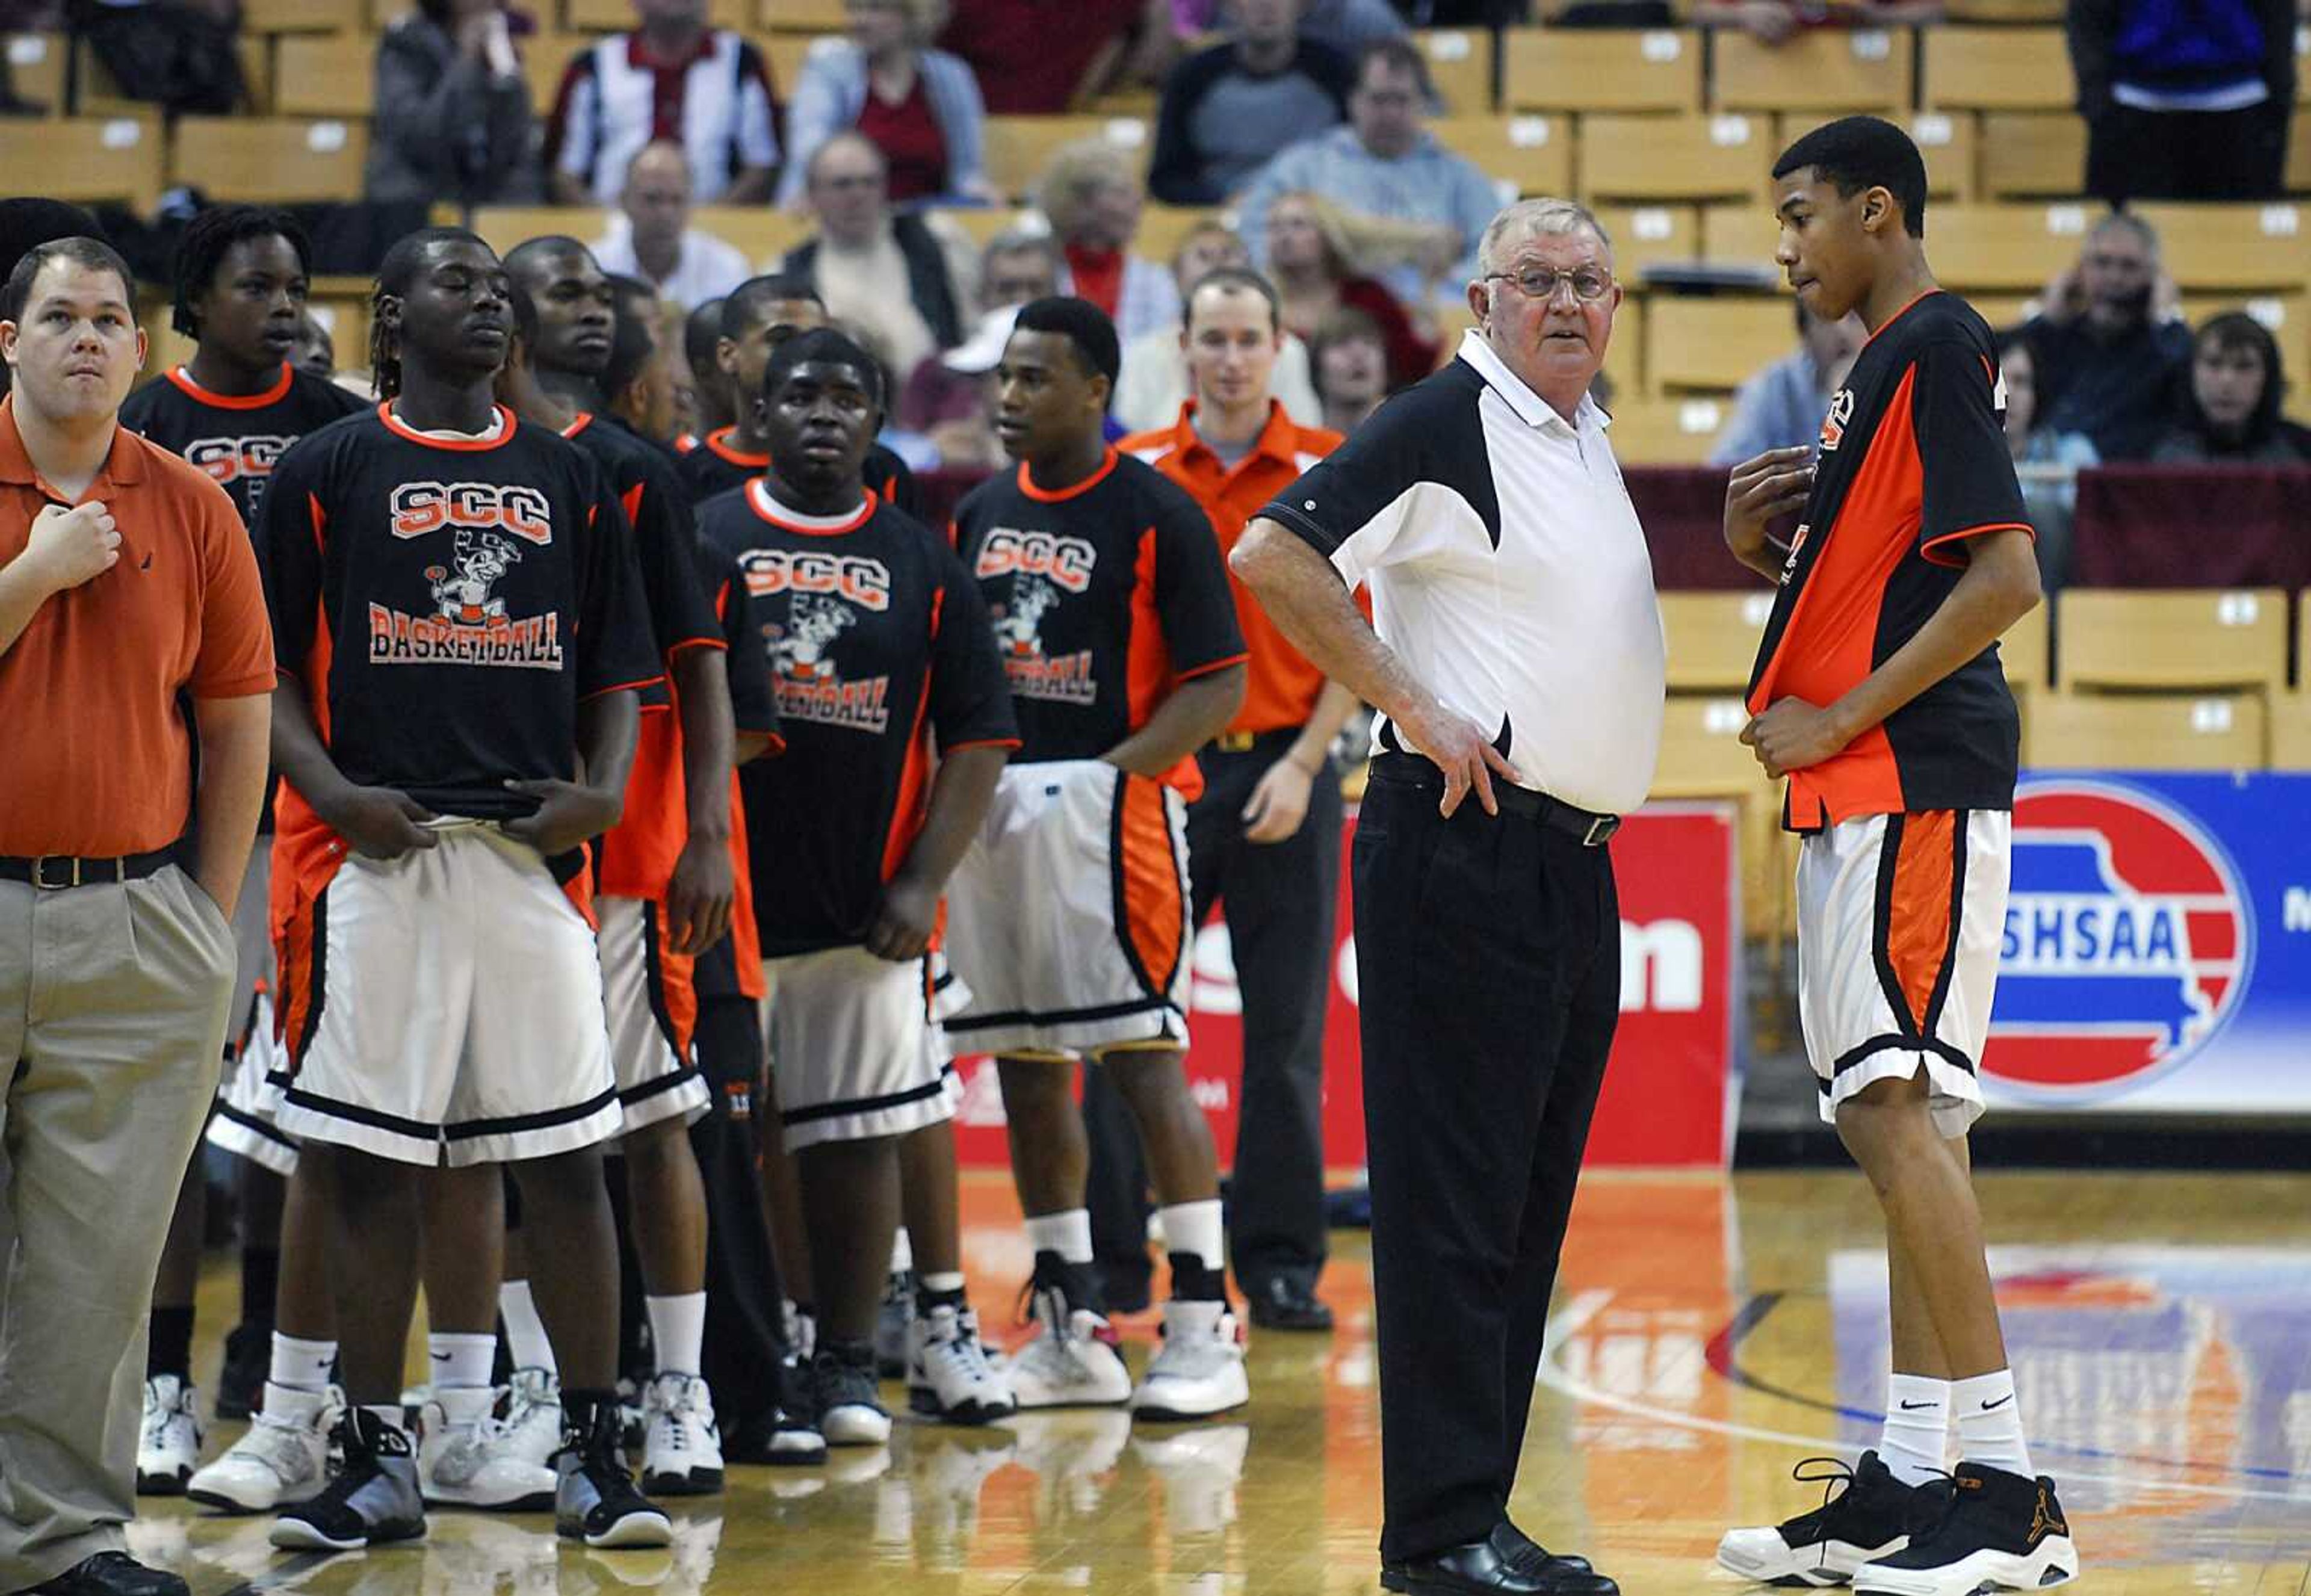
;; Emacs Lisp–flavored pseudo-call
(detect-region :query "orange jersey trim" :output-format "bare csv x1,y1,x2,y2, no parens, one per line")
376,402,519,452
1015,447,1118,504
166,362,294,410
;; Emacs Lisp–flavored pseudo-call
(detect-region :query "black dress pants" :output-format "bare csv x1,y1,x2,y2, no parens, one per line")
1352,764,1621,1565
1084,734,1340,1298
2085,101,2288,202
688,991,793,1435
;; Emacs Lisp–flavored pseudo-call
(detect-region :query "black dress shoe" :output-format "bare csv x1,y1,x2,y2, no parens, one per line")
30,1551,190,1596
1396,1538,1551,1593
1246,1276,1334,1331
1491,1520,1597,1577
1385,1529,1615,1595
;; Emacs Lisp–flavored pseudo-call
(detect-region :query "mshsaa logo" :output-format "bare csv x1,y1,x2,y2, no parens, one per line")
1984,779,2253,1100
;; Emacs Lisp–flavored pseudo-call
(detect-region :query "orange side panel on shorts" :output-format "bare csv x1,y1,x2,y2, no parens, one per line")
1118,775,1186,997
273,887,320,1069
1884,811,1957,1033
652,899,700,1056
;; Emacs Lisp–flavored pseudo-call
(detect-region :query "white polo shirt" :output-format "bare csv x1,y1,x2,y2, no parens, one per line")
1260,329,1665,815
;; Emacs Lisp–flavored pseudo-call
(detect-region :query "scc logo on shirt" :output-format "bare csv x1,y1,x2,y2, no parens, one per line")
389,481,554,544
974,527,1097,593
740,548,893,612
1819,390,1854,453
186,434,291,485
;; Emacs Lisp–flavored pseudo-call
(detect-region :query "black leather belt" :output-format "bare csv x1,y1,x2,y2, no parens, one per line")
1367,754,1621,846
0,849,176,889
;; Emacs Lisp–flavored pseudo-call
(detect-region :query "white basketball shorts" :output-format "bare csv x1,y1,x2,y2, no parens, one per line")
760,945,961,1152
206,846,300,1177
596,894,710,1133
1796,808,2012,1138
941,758,1192,1060
272,823,622,1166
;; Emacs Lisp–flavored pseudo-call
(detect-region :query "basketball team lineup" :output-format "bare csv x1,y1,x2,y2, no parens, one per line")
2,112,2302,1596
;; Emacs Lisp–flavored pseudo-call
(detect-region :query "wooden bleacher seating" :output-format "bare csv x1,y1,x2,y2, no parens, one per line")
1429,116,1568,200
272,33,376,119
4,32,64,113
1415,28,1496,117
2023,692,2268,770
1651,694,1764,794
2055,588,2290,694
1594,204,1701,278
240,0,364,33
1922,26,2077,111
1712,28,1913,116
568,0,746,28
171,117,371,204
1944,0,2061,17
2000,598,2050,694
1978,113,2088,200
1646,295,1792,392
2130,202,2310,291
1604,396,1725,465
982,115,1148,205
1136,205,1226,264
1660,591,1778,692
1579,113,1771,204
1923,203,2085,291
1697,199,1774,266
756,0,847,27
2272,693,2311,770
1765,112,1973,200
366,0,411,28
1501,28,1703,114
525,33,593,111
0,116,164,209
762,34,817,101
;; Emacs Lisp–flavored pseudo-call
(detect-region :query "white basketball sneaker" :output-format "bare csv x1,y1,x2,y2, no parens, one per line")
1010,1259,1131,1410
417,1386,557,1511
909,1301,1018,1424
187,1382,338,1512
1129,1299,1249,1421
498,1366,565,1473
641,1372,725,1495
137,1375,203,1495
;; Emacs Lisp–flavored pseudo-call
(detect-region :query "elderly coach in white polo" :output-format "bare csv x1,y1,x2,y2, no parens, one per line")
1234,198,1663,1596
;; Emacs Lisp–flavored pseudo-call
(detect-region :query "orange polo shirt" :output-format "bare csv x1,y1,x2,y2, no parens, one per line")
1121,400,1350,736
0,396,274,858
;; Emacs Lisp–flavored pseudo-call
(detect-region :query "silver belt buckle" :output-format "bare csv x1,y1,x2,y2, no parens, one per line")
1581,815,1619,847
31,856,81,889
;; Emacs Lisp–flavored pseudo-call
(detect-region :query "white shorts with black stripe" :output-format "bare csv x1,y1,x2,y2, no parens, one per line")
205,847,301,1177
273,824,623,1166
1797,808,2012,1139
760,944,961,1152
597,895,710,1133
940,759,1192,1060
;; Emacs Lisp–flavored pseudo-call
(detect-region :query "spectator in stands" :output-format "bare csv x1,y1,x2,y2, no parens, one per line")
1693,0,1945,45
1115,221,1323,431
2020,211,2192,460
782,131,972,385
0,198,100,401
1706,300,1864,466
590,140,750,314
364,0,538,206
1148,0,1357,204
604,273,682,444
776,0,995,209
548,0,779,206
1997,330,2097,595
1263,190,1437,392
1169,0,1405,56
1036,138,1180,345
1236,40,1502,311
291,309,334,379
938,0,1173,116
919,303,1018,468
1308,306,1387,434
899,229,1058,431
2070,0,2294,202
2150,310,2311,465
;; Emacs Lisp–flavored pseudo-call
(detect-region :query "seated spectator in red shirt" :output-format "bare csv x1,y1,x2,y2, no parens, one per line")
2149,310,2311,466
939,0,1169,115
546,0,779,206
1262,189,1437,392
366,1,539,205
776,0,997,209
1036,137,1180,347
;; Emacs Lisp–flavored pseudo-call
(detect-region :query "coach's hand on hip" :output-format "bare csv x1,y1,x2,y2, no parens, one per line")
1394,694,1520,818
502,776,623,856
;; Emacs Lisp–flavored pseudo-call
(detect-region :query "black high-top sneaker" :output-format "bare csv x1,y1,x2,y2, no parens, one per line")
1717,1451,1934,1586
1852,1463,2076,1594
552,1398,672,1549
269,1407,425,1552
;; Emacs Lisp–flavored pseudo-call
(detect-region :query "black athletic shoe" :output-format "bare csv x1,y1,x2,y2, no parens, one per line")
553,1402,672,1549
1717,1450,1931,1587
268,1408,425,1552
26,1551,189,1596
1851,1463,2076,1594
214,1322,268,1421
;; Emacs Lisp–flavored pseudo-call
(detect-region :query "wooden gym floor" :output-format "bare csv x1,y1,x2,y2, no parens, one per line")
138,1168,2311,1594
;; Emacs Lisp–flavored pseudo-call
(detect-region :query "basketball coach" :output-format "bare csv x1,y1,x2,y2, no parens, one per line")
1233,199,1663,1596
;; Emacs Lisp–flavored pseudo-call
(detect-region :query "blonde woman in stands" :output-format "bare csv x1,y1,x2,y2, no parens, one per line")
1034,138,1179,348
364,0,539,206
776,0,998,209
1263,190,1437,393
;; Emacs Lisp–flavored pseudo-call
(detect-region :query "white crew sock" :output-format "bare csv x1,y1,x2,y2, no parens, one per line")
646,1291,707,1378
1024,1208,1095,1264
428,1331,497,1391
1157,1199,1225,1272
1952,1369,2034,1477
498,1279,557,1375
1880,1373,1951,1485
269,1332,337,1394
918,1270,966,1296
888,1226,914,1276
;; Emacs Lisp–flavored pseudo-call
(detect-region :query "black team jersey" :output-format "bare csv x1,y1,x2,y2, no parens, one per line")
678,424,920,519
1745,290,2034,831
120,362,368,525
951,447,1246,799
694,533,782,1000
699,480,1017,959
258,404,663,853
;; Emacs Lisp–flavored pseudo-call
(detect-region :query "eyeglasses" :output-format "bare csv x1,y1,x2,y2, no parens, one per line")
1485,267,1614,303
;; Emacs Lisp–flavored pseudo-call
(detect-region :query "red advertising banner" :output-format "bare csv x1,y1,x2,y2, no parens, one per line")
949,800,1741,1169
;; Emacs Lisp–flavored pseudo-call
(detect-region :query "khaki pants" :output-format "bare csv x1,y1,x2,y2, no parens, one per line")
0,865,233,1591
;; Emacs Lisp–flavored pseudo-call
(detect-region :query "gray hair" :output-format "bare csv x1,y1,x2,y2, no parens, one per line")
1476,199,1613,276
2087,209,2160,261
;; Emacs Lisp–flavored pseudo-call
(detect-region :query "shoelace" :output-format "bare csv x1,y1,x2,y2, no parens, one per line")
1012,1279,1076,1347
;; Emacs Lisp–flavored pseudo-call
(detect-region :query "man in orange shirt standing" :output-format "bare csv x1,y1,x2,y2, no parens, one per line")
1118,268,1357,1332
0,235,274,1596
